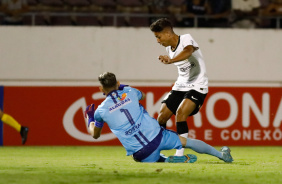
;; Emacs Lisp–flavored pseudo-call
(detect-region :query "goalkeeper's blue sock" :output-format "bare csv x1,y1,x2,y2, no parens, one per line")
185,138,222,159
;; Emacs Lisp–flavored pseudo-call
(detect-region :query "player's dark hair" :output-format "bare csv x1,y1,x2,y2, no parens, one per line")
150,18,173,32
98,72,117,88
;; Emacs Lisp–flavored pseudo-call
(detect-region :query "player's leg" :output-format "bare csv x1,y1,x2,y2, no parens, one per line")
157,103,173,129
160,129,197,163
139,129,198,163
0,109,21,132
174,90,207,156
176,98,196,121
178,136,233,163
174,98,196,156
157,91,183,129
158,91,186,155
0,109,29,144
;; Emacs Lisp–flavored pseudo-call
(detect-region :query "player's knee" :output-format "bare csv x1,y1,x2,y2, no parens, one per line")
176,102,196,120
175,111,188,121
157,113,168,124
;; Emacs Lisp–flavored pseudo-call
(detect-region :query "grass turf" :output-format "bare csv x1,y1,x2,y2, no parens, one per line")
0,146,281,184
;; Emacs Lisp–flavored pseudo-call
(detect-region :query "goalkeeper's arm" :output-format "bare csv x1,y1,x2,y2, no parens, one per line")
84,103,104,139
89,120,104,139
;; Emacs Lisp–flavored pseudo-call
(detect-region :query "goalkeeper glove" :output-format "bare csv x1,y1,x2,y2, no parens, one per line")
84,104,95,127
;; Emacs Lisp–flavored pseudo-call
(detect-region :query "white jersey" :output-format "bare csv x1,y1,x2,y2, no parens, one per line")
166,34,208,94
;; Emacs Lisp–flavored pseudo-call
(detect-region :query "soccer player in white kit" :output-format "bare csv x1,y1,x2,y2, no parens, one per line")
150,18,210,156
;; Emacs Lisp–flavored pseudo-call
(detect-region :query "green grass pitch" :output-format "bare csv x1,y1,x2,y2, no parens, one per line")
0,146,281,184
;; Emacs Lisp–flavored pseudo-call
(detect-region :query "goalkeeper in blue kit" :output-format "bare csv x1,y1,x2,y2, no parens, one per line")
85,72,233,163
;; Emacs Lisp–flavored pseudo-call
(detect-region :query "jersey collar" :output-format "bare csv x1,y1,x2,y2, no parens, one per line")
107,90,120,104
107,90,119,97
171,35,180,52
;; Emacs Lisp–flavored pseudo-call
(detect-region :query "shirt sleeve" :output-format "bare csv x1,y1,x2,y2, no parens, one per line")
130,87,143,100
182,34,199,49
94,108,103,122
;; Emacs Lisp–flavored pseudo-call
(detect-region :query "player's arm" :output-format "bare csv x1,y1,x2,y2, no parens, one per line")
89,121,104,139
84,104,104,139
159,45,197,64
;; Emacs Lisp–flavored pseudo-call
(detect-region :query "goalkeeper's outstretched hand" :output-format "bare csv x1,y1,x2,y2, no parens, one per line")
84,104,95,127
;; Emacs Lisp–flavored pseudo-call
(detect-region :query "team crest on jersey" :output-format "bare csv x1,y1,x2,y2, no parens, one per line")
118,93,127,101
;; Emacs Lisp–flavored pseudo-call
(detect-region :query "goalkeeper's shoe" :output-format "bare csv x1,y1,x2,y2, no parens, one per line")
166,154,197,163
20,126,29,145
220,146,233,163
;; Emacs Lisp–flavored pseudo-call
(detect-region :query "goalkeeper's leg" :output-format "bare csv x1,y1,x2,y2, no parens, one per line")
179,136,233,162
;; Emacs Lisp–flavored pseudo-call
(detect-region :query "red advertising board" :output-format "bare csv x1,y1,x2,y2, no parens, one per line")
1,86,282,146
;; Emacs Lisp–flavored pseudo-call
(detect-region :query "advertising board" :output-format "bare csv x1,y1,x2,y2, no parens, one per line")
1,86,281,146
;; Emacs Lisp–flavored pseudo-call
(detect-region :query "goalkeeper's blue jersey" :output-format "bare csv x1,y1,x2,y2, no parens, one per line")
94,86,161,156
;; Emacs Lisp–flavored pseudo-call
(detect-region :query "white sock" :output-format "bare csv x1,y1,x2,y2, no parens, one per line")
175,133,188,156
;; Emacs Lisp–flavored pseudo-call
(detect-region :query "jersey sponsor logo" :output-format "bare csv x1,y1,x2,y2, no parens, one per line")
125,122,141,136
175,82,194,88
118,93,127,101
109,97,131,113
179,62,195,72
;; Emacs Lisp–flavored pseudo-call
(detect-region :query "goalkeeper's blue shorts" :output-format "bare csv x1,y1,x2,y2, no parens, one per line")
134,128,182,162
